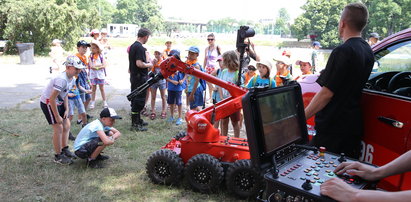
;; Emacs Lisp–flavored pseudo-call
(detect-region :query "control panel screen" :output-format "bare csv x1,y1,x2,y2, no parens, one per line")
258,90,301,153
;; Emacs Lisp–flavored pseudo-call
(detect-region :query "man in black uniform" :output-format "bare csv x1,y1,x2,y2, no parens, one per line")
129,28,153,131
305,2,374,159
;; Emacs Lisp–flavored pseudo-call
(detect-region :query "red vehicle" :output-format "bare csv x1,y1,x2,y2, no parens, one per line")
301,28,411,191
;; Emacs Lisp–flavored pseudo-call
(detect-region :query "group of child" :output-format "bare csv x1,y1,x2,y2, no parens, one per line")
41,36,119,167
146,37,314,135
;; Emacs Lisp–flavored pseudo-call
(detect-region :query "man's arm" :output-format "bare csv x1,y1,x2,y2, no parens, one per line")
136,60,153,69
321,178,411,202
304,86,334,119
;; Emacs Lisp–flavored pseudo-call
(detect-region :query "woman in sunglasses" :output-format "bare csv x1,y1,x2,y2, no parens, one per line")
203,33,222,103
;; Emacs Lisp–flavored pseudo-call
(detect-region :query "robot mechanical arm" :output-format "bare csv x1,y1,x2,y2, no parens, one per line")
127,56,248,142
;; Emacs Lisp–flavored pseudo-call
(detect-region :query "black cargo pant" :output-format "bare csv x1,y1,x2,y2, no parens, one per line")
130,74,148,113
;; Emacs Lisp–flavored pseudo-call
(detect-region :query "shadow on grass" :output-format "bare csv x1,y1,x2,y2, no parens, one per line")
0,108,243,201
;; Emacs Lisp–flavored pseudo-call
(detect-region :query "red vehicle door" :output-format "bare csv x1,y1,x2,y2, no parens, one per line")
360,30,411,191
361,92,411,191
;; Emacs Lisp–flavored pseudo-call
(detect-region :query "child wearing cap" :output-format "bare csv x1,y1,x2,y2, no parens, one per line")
274,56,293,86
99,28,111,60
75,40,93,123
186,46,205,111
49,39,65,75
88,41,108,109
40,55,85,165
244,64,257,86
149,50,167,120
67,80,87,130
74,107,122,168
247,60,276,88
209,55,225,129
294,57,313,80
90,29,100,41
162,41,172,59
218,50,243,138
311,41,321,73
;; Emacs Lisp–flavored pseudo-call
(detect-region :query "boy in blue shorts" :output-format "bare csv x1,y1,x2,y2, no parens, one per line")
68,83,87,127
185,46,205,111
166,50,186,125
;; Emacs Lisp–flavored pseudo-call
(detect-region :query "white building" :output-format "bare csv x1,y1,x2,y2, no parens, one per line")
107,24,139,37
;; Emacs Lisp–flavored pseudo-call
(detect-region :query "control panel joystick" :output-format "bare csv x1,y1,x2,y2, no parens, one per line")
338,153,346,162
302,179,312,190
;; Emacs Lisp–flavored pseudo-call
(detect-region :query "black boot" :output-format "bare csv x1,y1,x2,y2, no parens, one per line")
131,113,147,131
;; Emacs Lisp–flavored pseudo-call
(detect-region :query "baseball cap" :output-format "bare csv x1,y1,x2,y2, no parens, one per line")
369,32,380,39
312,41,322,47
216,55,223,61
63,55,86,69
273,55,291,66
282,50,291,57
295,56,312,66
187,46,200,53
257,59,273,70
100,28,108,34
100,108,122,119
90,40,103,51
91,29,100,35
247,65,256,71
168,49,180,57
77,40,91,47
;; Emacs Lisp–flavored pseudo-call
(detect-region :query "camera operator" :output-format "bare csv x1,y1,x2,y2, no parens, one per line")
321,150,411,201
239,38,260,72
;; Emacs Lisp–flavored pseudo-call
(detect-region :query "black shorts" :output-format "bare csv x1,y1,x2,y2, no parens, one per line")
40,102,65,125
75,138,102,159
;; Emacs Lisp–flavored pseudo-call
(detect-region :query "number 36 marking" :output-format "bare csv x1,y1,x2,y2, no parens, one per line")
360,141,374,163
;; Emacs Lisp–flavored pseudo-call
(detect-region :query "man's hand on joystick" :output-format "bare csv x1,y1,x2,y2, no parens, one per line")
334,161,381,181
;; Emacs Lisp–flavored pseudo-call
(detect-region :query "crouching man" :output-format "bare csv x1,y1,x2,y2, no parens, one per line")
74,108,122,168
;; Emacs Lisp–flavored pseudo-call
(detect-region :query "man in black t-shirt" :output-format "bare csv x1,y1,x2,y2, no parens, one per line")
129,28,153,131
305,3,374,159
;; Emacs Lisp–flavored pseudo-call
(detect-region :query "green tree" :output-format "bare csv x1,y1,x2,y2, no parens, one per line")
2,0,87,54
291,0,348,48
136,0,164,33
112,0,138,24
77,0,115,28
112,0,164,33
275,8,291,36
364,0,411,38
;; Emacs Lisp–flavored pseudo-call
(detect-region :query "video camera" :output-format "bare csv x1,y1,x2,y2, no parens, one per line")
236,26,255,86
236,26,255,51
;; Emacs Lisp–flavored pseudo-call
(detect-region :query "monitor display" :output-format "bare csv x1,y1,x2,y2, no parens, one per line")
257,90,301,153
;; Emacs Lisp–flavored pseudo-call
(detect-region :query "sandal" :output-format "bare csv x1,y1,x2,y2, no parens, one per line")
150,112,156,120
142,107,149,117
161,112,167,119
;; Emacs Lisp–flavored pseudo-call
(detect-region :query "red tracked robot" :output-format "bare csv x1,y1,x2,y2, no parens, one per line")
127,55,262,198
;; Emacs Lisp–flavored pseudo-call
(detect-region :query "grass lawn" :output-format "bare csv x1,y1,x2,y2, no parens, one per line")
0,108,241,201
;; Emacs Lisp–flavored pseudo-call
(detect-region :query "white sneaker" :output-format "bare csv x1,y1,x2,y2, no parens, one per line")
89,101,95,109
103,101,108,108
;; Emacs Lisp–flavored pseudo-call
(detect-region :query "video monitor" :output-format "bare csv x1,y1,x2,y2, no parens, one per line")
243,84,308,170
258,90,302,153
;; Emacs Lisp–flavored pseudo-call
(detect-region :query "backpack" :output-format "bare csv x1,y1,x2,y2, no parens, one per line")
198,66,207,91
251,75,273,88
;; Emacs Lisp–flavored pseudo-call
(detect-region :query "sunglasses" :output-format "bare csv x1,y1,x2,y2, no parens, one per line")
207,38,215,41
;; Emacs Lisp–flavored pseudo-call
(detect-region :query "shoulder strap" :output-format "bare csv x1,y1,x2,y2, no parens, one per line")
252,75,258,86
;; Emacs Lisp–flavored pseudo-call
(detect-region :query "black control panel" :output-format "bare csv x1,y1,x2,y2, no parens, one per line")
263,149,372,202
242,84,376,202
